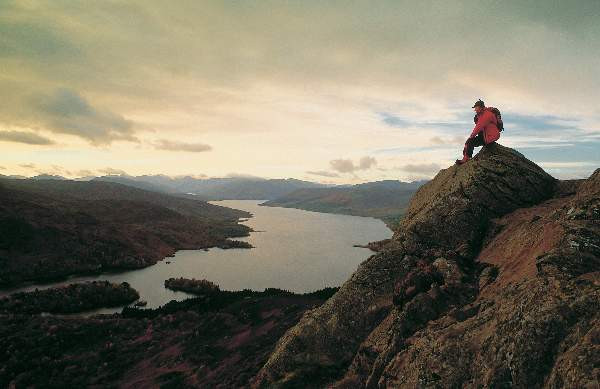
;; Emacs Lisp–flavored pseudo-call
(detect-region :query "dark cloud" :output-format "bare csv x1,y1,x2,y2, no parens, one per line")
359,156,377,169
306,170,340,178
330,159,356,174
18,163,36,169
1,2,599,110
0,166,5,170
153,139,212,152
0,130,55,145
398,163,442,174
330,156,377,174
0,18,80,61
32,88,137,145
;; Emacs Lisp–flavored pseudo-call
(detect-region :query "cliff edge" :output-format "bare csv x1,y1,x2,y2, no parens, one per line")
253,144,599,388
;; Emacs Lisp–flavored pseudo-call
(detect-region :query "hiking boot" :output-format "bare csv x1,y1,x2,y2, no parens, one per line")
455,157,469,165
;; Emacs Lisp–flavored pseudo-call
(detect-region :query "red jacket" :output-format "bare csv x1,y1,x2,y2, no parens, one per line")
470,108,500,144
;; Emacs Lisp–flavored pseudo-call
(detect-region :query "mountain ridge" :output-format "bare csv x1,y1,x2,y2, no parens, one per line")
94,175,330,200
262,180,427,228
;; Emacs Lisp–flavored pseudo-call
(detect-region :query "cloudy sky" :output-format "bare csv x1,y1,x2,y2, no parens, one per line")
1,0,599,183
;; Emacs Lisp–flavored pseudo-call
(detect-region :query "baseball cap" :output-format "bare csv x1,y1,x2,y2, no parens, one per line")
472,99,485,108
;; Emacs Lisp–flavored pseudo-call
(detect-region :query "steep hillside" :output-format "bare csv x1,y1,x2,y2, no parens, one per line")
0,178,246,221
261,180,425,228
0,179,252,287
0,286,337,388
254,143,599,388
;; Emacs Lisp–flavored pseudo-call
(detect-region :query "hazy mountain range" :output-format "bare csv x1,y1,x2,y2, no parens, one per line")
1,173,423,201
1,173,427,227
56,174,332,200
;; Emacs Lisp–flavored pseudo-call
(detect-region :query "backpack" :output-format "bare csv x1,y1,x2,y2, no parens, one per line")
489,107,504,132
473,107,504,132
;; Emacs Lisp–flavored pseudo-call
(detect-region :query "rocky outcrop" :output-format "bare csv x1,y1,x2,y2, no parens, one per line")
394,143,556,258
254,144,599,388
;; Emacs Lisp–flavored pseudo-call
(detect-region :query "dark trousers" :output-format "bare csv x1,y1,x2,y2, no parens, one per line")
462,132,485,159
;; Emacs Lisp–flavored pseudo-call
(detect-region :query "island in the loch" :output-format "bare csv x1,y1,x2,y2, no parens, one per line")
164,277,220,295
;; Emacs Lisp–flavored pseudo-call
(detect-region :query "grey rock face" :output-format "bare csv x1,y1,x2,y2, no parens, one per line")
253,146,598,389
394,143,556,258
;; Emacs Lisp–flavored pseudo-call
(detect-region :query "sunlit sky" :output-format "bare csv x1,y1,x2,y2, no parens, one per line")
1,1,599,184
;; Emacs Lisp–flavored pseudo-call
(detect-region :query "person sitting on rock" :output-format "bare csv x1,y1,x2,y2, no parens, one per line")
456,99,501,165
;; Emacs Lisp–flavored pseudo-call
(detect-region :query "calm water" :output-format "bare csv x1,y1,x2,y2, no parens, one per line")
1,200,392,313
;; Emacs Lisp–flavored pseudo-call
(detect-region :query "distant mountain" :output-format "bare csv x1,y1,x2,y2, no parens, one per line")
91,175,330,200
0,178,252,287
93,175,177,194
31,174,68,180
182,177,329,200
0,174,27,180
262,179,427,228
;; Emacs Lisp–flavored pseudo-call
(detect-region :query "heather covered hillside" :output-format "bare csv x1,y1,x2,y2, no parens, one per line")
0,284,337,388
0,178,248,221
0,179,252,287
